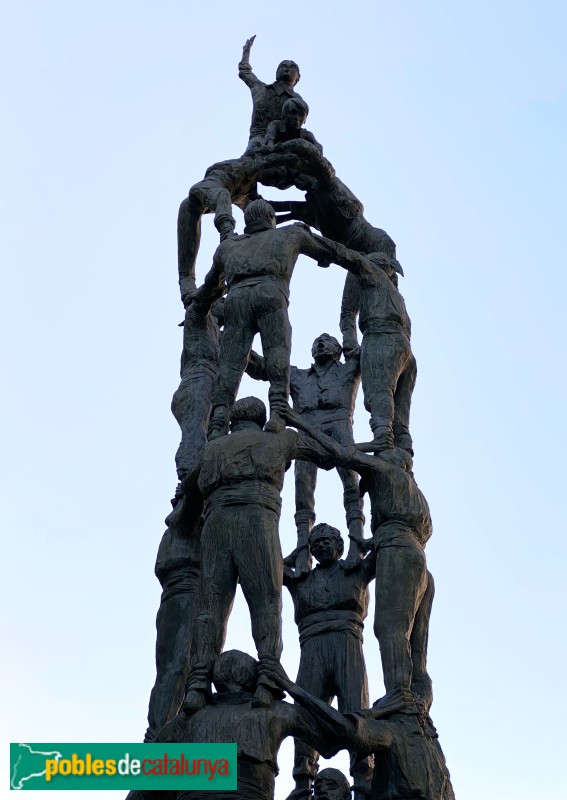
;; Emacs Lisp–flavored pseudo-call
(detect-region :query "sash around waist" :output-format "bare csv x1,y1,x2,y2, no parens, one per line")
361,320,410,339
298,408,352,424
205,482,282,517
298,609,364,645
228,275,290,300
373,520,426,549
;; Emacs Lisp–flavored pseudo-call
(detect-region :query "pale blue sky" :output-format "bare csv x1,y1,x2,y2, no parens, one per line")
2,1,566,798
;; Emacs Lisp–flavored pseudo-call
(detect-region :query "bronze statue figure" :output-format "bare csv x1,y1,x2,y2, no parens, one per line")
284,523,375,800
164,649,342,800
247,332,363,569
192,200,380,438
180,397,372,711
339,251,416,454
238,35,303,153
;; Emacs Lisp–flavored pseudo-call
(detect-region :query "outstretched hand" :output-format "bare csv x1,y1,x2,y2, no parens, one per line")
283,545,311,572
370,688,413,719
242,35,256,54
293,546,312,576
342,340,360,359
181,288,198,309
343,537,370,570
257,657,293,693
282,403,301,428
344,345,361,360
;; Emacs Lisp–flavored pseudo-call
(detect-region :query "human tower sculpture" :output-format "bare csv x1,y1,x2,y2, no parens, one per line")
134,37,455,800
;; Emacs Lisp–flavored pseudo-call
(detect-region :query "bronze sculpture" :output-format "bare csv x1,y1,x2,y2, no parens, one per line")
134,35,456,800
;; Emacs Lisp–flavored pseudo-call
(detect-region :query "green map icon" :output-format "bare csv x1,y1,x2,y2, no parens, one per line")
10,743,63,790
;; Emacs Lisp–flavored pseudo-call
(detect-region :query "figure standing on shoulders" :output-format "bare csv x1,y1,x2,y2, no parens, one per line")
177,148,301,303
192,199,380,438
238,35,304,153
284,523,375,800
263,97,323,153
284,409,434,714
247,333,363,568
339,251,416,455
181,397,372,711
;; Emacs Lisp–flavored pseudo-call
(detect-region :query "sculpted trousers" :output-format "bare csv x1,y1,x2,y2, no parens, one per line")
294,417,363,529
189,505,283,688
293,631,372,793
145,579,199,742
171,370,215,481
361,331,416,453
373,543,434,707
178,184,236,289
212,282,292,414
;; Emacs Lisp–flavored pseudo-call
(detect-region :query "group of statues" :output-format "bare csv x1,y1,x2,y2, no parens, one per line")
131,37,455,800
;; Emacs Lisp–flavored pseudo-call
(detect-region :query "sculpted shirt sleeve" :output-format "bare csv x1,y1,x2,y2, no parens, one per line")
300,129,324,153
360,548,377,584
280,199,319,228
194,251,226,306
281,703,353,759
238,51,261,89
297,226,370,274
349,715,394,754
285,428,344,470
340,271,361,349
263,119,280,147
343,345,361,378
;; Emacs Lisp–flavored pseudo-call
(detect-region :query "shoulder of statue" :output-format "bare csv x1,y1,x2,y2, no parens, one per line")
292,365,310,379
292,221,311,235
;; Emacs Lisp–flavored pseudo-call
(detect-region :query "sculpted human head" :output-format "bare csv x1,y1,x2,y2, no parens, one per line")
243,199,276,234
282,97,309,131
230,396,267,431
213,650,258,693
311,333,342,364
276,59,300,86
308,523,344,566
314,768,351,800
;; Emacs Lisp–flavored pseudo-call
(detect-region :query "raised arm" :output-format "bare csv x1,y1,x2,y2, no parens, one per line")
340,271,361,355
245,349,268,381
192,251,226,308
284,421,355,471
283,671,405,755
262,660,355,751
261,660,403,755
284,407,359,467
297,226,371,276
285,407,401,477
270,197,318,228
238,35,260,88
360,547,377,584
263,119,280,148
